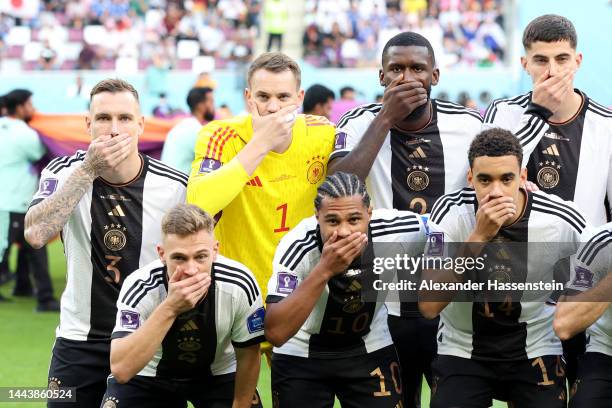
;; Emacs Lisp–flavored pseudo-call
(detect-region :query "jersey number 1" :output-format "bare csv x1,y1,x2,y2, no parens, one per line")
274,203,290,233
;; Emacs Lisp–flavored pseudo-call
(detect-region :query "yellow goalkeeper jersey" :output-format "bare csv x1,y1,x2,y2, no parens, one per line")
187,114,335,296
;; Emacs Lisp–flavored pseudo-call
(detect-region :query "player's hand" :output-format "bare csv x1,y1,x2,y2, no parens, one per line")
319,231,368,279
379,74,429,127
249,101,298,152
531,68,574,114
82,133,133,177
522,180,539,192
164,266,211,316
472,194,517,241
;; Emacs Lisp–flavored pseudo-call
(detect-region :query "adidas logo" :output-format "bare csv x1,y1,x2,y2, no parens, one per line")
107,205,125,217
180,320,199,331
542,144,560,156
409,147,427,158
246,176,263,187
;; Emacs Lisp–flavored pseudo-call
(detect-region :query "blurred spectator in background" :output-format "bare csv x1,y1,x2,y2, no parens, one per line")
145,52,170,96
152,92,179,118
340,86,356,101
38,40,57,70
264,0,288,51
0,89,58,312
161,87,215,174
77,40,99,69
436,90,450,101
303,84,335,119
478,90,492,115
457,90,478,109
216,103,234,119
375,93,383,103
194,71,218,89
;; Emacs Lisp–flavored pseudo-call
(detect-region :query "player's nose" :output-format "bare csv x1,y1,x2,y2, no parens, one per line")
267,100,280,113
110,118,120,136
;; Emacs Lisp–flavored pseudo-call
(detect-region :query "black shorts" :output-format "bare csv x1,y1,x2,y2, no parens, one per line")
102,373,263,408
47,338,110,408
430,354,566,408
388,315,438,408
569,352,612,408
271,345,402,408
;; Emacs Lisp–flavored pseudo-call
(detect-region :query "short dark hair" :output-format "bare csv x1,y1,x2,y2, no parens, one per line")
4,89,33,115
340,86,355,98
522,14,577,50
186,87,213,113
315,172,370,211
382,31,436,66
468,128,523,168
303,84,335,114
247,52,301,88
90,78,139,104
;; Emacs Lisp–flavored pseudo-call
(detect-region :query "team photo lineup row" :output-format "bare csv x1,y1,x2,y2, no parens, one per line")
18,13,612,408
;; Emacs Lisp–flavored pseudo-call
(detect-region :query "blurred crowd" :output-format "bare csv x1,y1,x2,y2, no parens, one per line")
0,0,260,71
303,0,506,68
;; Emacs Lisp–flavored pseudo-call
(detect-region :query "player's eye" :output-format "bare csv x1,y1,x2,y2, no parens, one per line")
258,95,269,101
120,116,131,121
391,66,402,73
413,66,424,73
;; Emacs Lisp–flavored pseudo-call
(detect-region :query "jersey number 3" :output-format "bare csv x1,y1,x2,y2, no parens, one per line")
105,255,122,284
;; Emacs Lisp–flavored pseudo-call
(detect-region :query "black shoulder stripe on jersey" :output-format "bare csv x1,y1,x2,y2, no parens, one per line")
589,100,612,114
147,167,188,187
370,220,420,232
519,115,548,148
48,152,86,174
279,229,317,266
370,215,419,227
577,229,612,265
287,241,319,271
46,155,69,172
336,103,382,128
532,194,586,228
587,103,612,118
435,101,482,121
149,159,189,182
583,236,612,266
484,93,530,123
531,202,586,234
215,275,255,305
329,149,350,162
215,263,259,299
429,189,476,224
436,107,482,122
513,114,546,147
577,230,610,261
371,226,421,238
122,268,165,308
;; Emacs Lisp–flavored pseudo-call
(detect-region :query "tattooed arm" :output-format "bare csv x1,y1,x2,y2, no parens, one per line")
24,134,133,248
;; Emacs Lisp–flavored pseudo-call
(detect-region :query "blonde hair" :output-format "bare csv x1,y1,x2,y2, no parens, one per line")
161,204,215,237
247,52,301,88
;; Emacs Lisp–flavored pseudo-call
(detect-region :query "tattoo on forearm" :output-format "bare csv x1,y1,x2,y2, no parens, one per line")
26,166,95,245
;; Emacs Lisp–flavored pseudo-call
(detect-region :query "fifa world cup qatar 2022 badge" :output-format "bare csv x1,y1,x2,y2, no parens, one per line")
306,156,325,184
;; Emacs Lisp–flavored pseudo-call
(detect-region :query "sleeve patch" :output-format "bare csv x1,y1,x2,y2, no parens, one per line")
247,307,265,333
37,178,58,197
120,310,140,329
276,272,298,294
425,232,444,256
198,158,222,174
571,266,594,289
334,132,347,150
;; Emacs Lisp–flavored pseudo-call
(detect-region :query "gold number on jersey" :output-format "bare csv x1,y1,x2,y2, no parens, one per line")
479,299,495,318
274,203,290,233
532,357,555,386
327,312,371,335
104,255,122,284
370,367,392,397
389,362,402,394
498,295,515,316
